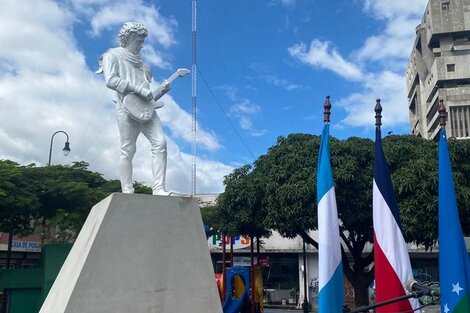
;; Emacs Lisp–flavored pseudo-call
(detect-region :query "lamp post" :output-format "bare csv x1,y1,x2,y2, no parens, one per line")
43,130,71,244
48,130,71,165
302,239,309,313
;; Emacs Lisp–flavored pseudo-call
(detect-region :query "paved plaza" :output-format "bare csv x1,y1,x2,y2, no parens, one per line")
263,304,441,313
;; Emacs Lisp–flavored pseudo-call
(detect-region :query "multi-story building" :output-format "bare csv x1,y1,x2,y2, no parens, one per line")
406,0,470,139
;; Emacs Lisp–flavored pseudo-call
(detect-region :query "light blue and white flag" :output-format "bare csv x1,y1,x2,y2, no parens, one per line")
317,124,344,313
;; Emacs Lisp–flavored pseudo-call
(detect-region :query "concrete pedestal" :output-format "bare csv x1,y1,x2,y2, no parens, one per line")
39,193,222,313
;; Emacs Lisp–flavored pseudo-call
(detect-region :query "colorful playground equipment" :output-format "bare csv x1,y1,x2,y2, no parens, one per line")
215,234,264,313
217,266,264,313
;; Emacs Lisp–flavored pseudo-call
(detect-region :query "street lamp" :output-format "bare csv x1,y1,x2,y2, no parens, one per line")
302,240,309,313
48,130,71,165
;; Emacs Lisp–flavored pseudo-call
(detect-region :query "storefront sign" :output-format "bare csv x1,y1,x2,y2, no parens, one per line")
208,234,253,250
11,240,41,252
0,233,42,252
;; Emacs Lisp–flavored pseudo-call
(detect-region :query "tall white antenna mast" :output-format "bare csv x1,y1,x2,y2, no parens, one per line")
191,0,197,195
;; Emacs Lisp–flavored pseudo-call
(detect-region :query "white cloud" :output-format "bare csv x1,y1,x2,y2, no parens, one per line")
336,71,408,130
362,0,427,20
217,85,266,137
181,153,234,194
230,100,260,115
68,0,177,49
157,95,221,152
269,0,296,7
0,0,230,194
248,63,302,91
288,1,427,130
261,74,302,91
354,15,423,64
141,46,172,69
356,0,426,66
288,40,364,82
0,1,79,74
230,99,266,137
239,116,253,131
248,129,268,137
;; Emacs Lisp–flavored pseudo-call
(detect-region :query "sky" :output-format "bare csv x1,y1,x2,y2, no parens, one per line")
0,0,428,194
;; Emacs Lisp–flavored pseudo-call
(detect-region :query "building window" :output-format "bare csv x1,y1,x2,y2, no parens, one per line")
442,2,450,10
450,106,470,138
447,64,455,72
454,36,467,43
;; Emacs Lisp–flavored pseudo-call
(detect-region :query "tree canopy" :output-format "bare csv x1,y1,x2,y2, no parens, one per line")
0,160,151,241
215,133,470,305
0,160,40,234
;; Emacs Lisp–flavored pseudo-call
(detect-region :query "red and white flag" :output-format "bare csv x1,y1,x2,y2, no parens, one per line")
373,128,420,312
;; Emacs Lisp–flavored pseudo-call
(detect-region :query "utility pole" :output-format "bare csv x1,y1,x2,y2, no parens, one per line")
191,0,197,195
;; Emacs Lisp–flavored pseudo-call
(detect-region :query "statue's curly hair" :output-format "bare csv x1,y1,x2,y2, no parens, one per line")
118,22,148,47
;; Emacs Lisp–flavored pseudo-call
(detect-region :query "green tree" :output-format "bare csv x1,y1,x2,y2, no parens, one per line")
447,138,470,234
216,165,270,238
0,160,153,242
0,160,40,234
21,161,116,241
200,204,220,231
27,162,153,241
216,133,470,306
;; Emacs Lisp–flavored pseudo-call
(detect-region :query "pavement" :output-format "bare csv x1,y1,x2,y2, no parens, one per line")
264,308,302,313
263,305,301,313
263,304,441,313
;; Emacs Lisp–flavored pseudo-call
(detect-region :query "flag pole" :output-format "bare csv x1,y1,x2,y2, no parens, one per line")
302,239,309,313
317,95,345,313
371,98,421,313
437,98,470,313
307,96,331,313
343,99,419,313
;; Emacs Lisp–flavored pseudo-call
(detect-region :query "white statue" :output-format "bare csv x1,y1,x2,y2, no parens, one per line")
97,22,188,195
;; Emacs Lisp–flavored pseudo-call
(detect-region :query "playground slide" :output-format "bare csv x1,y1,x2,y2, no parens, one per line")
223,291,248,313
222,266,251,313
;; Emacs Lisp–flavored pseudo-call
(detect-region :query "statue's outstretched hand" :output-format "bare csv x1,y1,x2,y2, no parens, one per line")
140,88,154,101
162,81,171,93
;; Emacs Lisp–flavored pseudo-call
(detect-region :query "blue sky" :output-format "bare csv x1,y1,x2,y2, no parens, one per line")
0,0,427,194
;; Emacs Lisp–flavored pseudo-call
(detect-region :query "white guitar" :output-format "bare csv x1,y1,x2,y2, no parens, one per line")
122,68,190,122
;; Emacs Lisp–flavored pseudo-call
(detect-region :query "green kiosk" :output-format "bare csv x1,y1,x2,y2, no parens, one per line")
0,244,71,313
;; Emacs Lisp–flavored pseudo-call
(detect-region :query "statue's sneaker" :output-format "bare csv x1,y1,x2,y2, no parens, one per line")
153,189,178,196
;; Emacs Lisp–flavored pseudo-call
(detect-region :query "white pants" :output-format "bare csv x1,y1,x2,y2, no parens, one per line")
116,107,167,194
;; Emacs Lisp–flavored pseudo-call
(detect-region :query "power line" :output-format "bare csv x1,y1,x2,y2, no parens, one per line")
80,109,117,162
197,68,257,162
88,135,119,164
196,1,258,164
74,77,109,158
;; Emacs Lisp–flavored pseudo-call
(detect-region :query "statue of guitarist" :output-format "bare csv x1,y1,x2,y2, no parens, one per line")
98,22,182,196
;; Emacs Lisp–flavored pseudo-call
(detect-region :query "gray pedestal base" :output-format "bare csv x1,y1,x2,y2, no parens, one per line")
39,193,222,313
